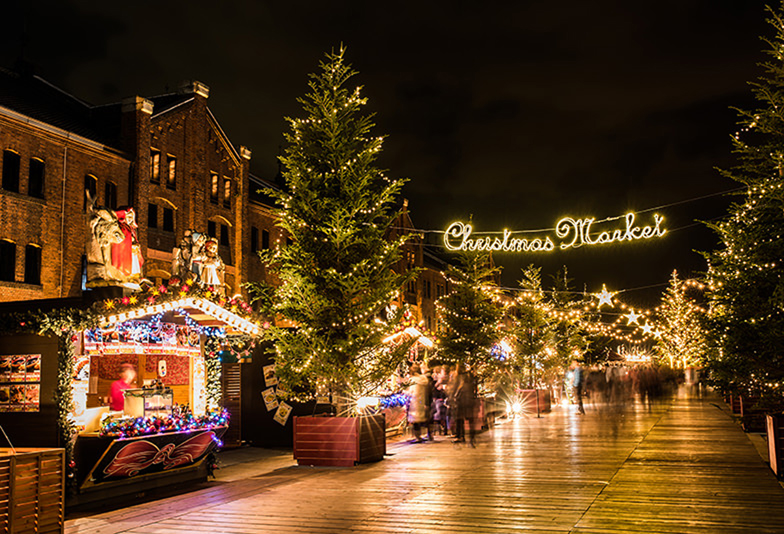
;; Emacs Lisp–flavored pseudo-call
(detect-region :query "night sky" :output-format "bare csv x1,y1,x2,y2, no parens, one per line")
0,0,773,306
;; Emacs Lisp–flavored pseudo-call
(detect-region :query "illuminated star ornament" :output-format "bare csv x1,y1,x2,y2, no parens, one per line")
625,309,641,325
596,285,615,308
641,322,654,335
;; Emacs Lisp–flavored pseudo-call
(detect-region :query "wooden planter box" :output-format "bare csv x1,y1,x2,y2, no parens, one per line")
0,448,64,534
293,413,386,467
728,394,742,414
767,414,784,478
521,389,551,414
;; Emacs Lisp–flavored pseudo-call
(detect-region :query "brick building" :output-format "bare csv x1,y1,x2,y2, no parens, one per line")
0,67,280,302
390,202,449,336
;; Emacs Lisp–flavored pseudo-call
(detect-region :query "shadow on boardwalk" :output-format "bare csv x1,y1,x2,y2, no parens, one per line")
66,388,784,534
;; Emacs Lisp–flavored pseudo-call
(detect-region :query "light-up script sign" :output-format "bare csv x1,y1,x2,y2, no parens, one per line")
444,212,666,253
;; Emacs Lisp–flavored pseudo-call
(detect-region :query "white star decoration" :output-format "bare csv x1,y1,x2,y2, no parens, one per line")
596,285,614,308
625,309,641,325
641,322,654,335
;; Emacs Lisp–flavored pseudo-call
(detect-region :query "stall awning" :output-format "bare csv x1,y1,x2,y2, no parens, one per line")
100,297,261,336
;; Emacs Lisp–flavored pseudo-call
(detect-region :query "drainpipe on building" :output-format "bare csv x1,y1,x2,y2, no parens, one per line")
59,145,67,297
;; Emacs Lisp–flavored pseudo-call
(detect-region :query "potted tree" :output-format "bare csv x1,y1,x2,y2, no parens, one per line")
259,48,415,466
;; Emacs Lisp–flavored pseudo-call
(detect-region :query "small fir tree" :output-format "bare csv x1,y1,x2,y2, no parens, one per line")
549,266,590,370
704,3,784,411
265,48,413,407
507,265,555,388
436,249,503,380
654,271,707,369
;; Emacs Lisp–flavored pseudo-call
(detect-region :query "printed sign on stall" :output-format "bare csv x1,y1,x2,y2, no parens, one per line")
273,402,292,426
0,355,41,412
262,387,278,411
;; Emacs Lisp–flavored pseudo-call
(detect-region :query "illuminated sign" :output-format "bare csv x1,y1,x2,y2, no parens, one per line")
444,212,666,253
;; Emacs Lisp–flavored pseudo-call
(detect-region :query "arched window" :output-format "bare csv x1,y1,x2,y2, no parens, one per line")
104,181,117,210
0,240,16,282
251,226,259,253
28,158,45,198
24,244,41,285
166,155,176,190
84,174,97,211
210,173,219,204
2,150,20,193
148,203,158,228
223,178,231,208
150,149,161,183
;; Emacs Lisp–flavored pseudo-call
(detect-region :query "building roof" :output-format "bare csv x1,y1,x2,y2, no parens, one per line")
0,66,123,148
249,173,281,208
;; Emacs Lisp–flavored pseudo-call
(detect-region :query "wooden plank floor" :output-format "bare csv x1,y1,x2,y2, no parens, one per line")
66,388,784,533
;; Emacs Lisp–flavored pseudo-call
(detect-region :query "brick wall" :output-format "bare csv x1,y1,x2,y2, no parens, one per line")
0,112,131,300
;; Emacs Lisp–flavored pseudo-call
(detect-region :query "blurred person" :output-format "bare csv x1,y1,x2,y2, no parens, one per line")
109,363,136,411
451,364,477,446
570,360,585,414
407,363,429,443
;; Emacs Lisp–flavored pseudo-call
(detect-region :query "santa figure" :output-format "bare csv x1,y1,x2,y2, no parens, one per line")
111,207,144,280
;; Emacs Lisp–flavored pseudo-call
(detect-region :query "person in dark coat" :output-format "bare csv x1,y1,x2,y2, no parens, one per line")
450,364,477,445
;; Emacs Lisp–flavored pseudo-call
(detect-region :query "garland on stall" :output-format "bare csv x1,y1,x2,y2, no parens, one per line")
99,407,229,439
203,336,224,410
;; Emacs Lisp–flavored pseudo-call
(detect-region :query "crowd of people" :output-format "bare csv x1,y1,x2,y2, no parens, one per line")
570,362,683,409
403,360,684,443
406,363,479,446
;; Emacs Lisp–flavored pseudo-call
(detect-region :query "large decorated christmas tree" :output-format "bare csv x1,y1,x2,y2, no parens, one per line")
704,4,784,411
264,49,413,408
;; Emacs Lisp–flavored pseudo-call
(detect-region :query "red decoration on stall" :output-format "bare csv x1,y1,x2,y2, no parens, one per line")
144,355,190,385
102,431,217,477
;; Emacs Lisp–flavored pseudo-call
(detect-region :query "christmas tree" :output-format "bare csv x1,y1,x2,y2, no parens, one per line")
265,48,413,407
704,4,784,411
654,271,707,369
436,249,503,379
507,265,555,388
549,266,590,371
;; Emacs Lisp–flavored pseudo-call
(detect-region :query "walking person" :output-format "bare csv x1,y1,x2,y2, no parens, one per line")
407,363,429,443
570,359,586,414
451,364,477,446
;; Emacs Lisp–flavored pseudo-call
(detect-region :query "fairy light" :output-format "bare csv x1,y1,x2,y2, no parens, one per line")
444,212,666,253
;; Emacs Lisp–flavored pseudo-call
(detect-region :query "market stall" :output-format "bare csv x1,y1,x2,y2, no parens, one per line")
0,291,262,510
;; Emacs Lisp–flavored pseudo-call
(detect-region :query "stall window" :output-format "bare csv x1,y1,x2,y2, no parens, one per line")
166,156,176,190
0,240,15,282
210,173,219,204
251,226,258,253
207,220,217,238
2,150,20,193
150,149,160,183
220,224,229,246
84,174,97,211
223,178,231,209
28,158,45,198
163,207,174,232
262,229,270,250
104,181,117,210
148,203,158,228
24,244,41,285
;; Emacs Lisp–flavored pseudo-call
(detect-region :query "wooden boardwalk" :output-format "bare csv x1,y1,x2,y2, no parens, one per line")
66,389,784,533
